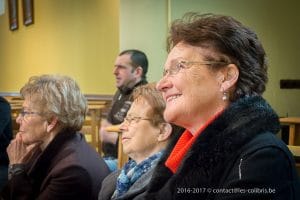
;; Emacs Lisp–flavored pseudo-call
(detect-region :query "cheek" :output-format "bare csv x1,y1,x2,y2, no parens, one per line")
22,121,47,144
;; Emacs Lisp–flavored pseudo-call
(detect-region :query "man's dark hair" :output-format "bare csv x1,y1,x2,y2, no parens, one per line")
119,49,148,80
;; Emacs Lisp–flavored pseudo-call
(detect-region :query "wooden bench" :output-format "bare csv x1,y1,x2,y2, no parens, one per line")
280,117,300,170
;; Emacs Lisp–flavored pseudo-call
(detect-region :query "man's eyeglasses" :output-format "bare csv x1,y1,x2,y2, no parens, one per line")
18,110,41,119
123,116,151,125
163,60,228,77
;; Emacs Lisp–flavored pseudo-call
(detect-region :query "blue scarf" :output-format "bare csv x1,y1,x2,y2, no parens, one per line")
113,151,164,198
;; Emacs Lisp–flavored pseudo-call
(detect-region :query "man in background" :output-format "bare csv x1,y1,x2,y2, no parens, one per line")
0,96,13,190
100,49,148,171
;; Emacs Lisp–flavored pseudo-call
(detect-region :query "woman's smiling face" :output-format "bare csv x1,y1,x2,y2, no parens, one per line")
157,42,226,133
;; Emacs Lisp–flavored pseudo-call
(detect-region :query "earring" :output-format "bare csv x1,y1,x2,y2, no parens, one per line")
222,92,227,101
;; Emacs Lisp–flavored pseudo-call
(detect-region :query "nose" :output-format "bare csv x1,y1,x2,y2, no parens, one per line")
119,121,129,132
16,114,22,124
113,67,119,75
156,76,171,92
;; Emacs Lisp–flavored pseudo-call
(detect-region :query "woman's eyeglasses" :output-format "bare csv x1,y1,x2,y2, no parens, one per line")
163,60,228,77
123,116,151,125
18,109,41,119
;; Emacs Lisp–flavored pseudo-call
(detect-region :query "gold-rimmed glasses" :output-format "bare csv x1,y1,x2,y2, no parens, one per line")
123,116,151,125
163,60,228,77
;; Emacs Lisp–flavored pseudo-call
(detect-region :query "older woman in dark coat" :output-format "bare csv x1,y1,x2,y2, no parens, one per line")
142,13,300,200
1,74,110,200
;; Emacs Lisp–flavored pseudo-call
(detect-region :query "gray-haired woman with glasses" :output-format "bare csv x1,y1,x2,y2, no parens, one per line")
1,74,110,200
98,83,184,200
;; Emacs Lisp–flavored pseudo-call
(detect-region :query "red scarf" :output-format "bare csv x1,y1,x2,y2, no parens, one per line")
165,111,223,173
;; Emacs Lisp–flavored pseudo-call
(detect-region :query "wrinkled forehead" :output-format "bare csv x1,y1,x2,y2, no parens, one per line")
22,93,45,111
128,97,151,115
165,42,209,67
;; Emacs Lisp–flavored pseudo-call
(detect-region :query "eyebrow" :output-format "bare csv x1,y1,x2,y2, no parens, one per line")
115,64,130,68
166,57,185,67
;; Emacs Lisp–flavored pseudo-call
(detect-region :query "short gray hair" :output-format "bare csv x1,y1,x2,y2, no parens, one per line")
20,74,87,131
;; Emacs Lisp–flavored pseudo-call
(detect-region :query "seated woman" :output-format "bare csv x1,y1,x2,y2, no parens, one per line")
98,83,183,200
1,74,110,200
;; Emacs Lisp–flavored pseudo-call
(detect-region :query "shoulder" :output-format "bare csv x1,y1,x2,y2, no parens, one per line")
241,132,294,162
0,96,10,109
42,132,110,181
98,171,120,200
53,133,109,173
237,132,296,173
221,132,300,198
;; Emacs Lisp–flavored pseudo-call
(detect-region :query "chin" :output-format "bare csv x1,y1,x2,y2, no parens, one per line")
163,110,177,124
122,147,129,155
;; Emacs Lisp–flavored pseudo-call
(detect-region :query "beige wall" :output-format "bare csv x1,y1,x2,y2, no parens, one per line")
120,0,300,117
0,0,119,94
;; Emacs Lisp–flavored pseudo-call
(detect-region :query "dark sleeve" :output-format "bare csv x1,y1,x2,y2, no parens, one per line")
36,166,92,200
215,147,300,200
0,98,11,134
0,97,12,152
1,170,35,200
1,166,93,200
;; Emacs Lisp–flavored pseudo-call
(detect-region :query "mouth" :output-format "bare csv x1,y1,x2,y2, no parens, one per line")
122,137,130,141
121,138,130,144
165,94,181,102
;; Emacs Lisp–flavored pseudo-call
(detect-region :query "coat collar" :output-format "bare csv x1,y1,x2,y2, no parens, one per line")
150,96,280,190
27,130,79,183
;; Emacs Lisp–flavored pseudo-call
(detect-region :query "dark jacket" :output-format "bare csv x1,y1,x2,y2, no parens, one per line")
0,96,12,166
140,96,300,200
107,79,148,125
1,131,110,200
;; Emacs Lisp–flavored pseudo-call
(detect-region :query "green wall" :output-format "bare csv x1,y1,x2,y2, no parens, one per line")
120,0,169,82
0,0,119,95
120,0,300,117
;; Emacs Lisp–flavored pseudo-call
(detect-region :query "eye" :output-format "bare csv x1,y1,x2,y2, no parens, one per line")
163,68,169,76
176,61,187,69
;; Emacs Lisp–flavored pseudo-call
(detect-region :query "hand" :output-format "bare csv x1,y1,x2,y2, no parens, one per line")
7,133,42,165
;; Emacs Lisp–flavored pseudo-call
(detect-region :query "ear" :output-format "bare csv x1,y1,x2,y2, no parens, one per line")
46,117,59,132
218,64,239,91
157,123,172,142
134,66,143,78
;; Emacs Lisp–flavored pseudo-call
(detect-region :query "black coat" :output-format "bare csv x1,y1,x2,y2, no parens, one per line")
0,96,12,165
140,96,300,200
1,131,110,200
